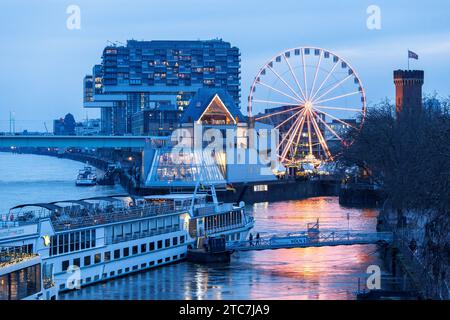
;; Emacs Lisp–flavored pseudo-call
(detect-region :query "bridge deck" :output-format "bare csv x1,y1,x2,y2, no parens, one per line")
0,135,168,149
226,231,393,251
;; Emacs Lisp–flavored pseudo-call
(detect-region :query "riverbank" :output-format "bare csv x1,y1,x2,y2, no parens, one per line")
377,208,449,300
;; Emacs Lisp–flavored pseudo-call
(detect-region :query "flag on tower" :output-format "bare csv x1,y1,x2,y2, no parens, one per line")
408,50,419,60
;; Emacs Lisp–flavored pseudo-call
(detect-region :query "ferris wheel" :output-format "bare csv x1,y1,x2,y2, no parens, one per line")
248,46,366,165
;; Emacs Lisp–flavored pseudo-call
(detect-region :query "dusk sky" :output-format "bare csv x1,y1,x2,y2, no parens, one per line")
1,0,449,132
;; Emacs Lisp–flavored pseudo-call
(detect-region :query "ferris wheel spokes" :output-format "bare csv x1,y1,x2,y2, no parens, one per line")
257,80,303,104
281,112,305,160
301,49,309,100
314,91,362,105
312,107,358,130
312,73,354,103
267,65,305,102
283,55,307,102
252,99,300,107
255,105,304,121
275,108,305,130
314,105,363,112
312,109,344,141
277,110,306,151
310,52,323,101
309,60,340,101
309,112,333,159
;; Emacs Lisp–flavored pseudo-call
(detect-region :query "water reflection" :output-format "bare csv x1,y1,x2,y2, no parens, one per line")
63,197,383,300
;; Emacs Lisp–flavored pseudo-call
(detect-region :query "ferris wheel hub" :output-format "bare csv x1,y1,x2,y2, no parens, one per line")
304,101,313,110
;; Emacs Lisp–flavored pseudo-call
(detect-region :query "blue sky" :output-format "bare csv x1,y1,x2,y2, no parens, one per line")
1,0,449,132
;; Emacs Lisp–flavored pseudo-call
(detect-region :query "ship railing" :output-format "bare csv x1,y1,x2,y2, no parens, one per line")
105,225,182,245
0,210,51,228
52,203,190,231
0,247,38,268
193,203,242,217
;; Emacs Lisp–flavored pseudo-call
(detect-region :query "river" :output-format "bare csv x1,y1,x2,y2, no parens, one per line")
0,152,389,300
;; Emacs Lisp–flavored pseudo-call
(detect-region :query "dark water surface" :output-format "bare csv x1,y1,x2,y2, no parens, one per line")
0,152,386,300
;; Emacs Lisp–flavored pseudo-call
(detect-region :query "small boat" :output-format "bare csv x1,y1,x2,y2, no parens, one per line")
76,165,97,186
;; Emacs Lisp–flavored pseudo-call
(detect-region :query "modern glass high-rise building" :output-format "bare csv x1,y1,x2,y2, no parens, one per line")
83,39,241,135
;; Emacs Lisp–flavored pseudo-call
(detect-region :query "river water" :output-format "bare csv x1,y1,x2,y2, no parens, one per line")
0,152,388,300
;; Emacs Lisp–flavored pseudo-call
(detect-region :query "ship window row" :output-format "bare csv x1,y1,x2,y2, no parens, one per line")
0,264,41,300
59,253,186,291
61,235,185,271
50,229,96,256
107,216,180,244
204,211,242,231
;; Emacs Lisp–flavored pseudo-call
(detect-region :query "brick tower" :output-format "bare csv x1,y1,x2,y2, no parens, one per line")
393,70,424,117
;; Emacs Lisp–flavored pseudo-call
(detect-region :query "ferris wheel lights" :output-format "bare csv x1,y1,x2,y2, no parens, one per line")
248,46,366,164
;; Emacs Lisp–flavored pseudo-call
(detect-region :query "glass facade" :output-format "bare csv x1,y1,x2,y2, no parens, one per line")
0,264,41,300
145,149,226,186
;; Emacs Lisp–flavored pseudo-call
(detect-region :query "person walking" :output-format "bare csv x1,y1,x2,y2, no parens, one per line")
249,233,253,246
256,233,260,246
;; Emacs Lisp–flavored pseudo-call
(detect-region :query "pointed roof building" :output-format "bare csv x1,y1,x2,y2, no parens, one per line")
181,88,245,124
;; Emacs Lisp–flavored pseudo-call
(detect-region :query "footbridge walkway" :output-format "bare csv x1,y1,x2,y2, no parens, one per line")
226,230,393,252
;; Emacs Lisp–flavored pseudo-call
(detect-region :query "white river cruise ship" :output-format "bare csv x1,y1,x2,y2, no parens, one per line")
0,186,254,299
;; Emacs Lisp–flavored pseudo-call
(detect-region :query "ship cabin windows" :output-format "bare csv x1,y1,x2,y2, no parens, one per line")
132,245,138,255
204,210,242,232
114,249,120,259
104,251,111,262
149,242,155,251
84,256,91,266
173,237,178,246
141,244,147,253
50,229,96,256
157,240,163,249
106,215,180,244
123,248,129,257
73,258,80,268
165,239,170,248
94,253,101,264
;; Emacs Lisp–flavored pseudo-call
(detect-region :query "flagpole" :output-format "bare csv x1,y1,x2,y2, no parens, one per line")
407,49,410,70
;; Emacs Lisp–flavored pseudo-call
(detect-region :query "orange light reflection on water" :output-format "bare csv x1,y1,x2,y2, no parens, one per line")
246,197,380,300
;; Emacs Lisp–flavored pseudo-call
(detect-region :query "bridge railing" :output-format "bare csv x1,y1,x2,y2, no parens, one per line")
226,231,393,250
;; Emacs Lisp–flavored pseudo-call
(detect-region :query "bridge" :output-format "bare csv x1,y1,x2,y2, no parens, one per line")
226,231,393,251
0,135,168,149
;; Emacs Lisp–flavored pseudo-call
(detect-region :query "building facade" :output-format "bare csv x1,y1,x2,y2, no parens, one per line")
143,88,278,187
84,39,241,136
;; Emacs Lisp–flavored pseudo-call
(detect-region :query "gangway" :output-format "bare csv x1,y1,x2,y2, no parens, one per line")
226,231,393,252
